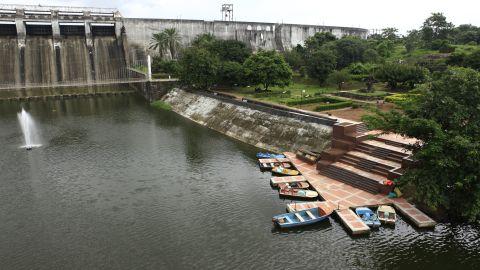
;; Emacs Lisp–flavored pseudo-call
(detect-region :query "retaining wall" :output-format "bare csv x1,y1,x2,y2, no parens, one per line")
162,88,333,152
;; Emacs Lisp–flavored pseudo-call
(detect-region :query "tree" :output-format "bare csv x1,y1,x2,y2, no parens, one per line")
163,28,181,59
209,39,251,63
305,49,337,84
218,61,245,86
404,30,422,53
192,33,216,48
179,47,220,90
453,24,480,45
363,48,380,63
243,50,292,91
376,40,395,58
381,28,399,41
331,37,368,69
283,49,305,71
304,32,337,53
149,28,182,59
447,49,480,70
363,67,480,221
149,32,168,59
421,13,454,48
375,63,427,90
327,70,351,90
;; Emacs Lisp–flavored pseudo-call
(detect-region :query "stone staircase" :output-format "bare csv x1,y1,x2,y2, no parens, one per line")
319,163,382,194
338,152,398,177
316,122,412,195
354,142,409,164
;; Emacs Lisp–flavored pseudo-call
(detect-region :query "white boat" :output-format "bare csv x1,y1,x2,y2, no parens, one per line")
377,205,397,225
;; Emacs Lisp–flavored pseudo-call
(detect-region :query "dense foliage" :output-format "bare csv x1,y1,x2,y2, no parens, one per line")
374,63,427,90
178,47,220,90
243,50,293,91
363,67,480,221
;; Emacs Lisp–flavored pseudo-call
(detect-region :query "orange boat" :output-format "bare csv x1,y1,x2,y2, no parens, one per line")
277,182,310,190
279,188,318,200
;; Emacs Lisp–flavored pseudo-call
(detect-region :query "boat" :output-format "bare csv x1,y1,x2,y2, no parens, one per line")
295,148,321,164
355,207,381,228
272,207,331,228
277,181,310,190
377,205,397,225
279,188,318,200
259,161,292,170
256,152,286,159
271,166,300,176
270,175,306,187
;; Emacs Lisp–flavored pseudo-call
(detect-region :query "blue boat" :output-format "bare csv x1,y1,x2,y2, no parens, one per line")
272,207,331,228
256,152,286,159
355,207,381,228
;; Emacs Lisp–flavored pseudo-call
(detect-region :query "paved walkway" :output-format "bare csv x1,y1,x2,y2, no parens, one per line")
284,152,436,234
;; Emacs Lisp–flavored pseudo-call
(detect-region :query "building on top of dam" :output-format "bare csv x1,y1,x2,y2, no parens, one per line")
0,4,368,88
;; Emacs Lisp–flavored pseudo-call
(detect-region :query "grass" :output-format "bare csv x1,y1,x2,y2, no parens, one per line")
151,100,172,110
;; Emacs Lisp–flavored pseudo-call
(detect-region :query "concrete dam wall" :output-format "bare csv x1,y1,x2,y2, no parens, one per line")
0,6,128,88
123,18,368,56
162,88,332,152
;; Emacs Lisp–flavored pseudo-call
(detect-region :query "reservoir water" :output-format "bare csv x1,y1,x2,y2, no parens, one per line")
0,95,479,269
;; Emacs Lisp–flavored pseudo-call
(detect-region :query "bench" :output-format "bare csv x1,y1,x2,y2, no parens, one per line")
306,210,316,220
294,213,305,222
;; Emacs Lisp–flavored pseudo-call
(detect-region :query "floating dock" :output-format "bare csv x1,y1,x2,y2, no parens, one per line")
270,175,306,186
283,152,436,235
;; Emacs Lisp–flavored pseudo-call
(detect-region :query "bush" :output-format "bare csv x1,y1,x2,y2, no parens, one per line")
151,100,172,110
384,93,421,106
152,59,181,75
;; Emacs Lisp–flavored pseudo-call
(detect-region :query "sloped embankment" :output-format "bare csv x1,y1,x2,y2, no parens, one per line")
162,89,332,152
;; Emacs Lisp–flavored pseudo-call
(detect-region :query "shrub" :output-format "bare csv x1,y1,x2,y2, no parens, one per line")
152,59,181,75
151,100,172,110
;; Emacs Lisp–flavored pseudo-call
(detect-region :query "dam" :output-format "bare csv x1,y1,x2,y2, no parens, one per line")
0,4,368,89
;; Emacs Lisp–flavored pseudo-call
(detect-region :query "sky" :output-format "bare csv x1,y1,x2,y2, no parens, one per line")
4,0,480,34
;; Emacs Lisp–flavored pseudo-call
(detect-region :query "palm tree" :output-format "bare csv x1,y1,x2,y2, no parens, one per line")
149,32,168,59
163,28,181,59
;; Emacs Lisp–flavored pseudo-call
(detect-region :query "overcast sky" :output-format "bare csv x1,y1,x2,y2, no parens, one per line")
5,0,480,34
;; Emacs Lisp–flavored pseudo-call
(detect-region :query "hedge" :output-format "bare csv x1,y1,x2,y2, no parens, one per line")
314,101,353,111
285,96,345,106
384,93,421,105
253,90,291,98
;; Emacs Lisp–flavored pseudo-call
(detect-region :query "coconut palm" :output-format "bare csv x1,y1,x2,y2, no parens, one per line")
149,32,168,59
163,28,181,59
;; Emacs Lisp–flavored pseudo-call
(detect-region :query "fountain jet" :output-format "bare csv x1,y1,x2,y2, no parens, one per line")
17,108,41,150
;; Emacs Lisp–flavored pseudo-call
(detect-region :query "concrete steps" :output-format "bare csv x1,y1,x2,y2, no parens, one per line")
319,163,381,194
355,142,408,164
338,152,398,177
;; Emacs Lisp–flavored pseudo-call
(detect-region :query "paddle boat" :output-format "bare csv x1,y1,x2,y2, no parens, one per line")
272,207,331,228
377,205,397,225
270,175,306,187
279,188,318,200
355,207,381,228
271,166,300,176
256,152,286,159
259,162,292,170
295,148,321,164
277,181,310,190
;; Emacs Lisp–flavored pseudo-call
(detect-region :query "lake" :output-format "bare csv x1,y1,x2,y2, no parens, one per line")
0,95,479,269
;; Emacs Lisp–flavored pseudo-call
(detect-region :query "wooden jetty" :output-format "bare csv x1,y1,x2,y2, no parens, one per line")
283,152,436,235
270,175,306,187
